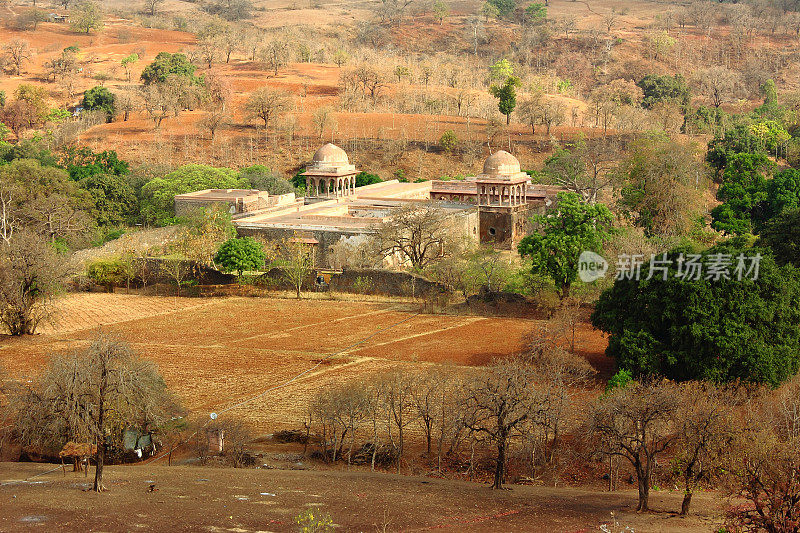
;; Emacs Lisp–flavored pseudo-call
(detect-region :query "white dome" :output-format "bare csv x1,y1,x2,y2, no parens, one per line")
482,150,521,176
311,143,349,166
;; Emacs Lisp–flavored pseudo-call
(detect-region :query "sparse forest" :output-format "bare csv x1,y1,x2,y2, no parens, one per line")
2,0,800,529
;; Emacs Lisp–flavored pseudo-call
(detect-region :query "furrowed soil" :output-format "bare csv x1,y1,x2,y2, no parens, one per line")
0,293,609,431
0,462,724,533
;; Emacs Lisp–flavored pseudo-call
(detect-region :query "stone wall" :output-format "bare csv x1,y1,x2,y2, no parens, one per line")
328,269,447,297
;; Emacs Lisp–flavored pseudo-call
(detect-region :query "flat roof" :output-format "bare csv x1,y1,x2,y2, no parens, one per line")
175,189,265,201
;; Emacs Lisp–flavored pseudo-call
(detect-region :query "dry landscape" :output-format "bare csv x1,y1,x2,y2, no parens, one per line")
0,292,607,431
2,0,800,529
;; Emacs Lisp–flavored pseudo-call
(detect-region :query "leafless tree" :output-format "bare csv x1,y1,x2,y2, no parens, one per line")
462,357,538,489
382,370,415,474
603,8,618,34
673,382,736,516
312,106,337,140
260,39,290,76
116,88,139,121
12,334,179,491
588,380,680,511
244,87,291,131
197,107,231,140
725,380,800,531
143,0,164,16
697,66,743,108
373,203,452,271
44,49,78,83
161,257,191,295
4,40,31,75
0,230,66,335
197,37,220,69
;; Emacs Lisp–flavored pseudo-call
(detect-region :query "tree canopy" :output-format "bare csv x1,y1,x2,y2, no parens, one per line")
711,153,800,235
140,52,198,85
518,191,614,299
82,86,116,121
636,73,690,110
592,243,800,386
140,164,246,226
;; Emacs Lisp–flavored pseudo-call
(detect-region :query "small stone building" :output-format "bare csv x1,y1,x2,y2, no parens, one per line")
430,151,560,248
174,189,295,217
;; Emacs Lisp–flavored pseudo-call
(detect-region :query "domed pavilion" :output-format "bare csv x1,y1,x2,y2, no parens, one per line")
302,143,358,198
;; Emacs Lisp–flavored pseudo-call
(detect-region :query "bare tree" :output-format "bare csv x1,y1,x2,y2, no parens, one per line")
260,39,290,76
161,257,191,295
143,0,164,16
44,49,78,83
726,381,800,531
382,370,415,474
543,137,620,205
697,66,743,108
673,382,736,516
462,357,537,489
588,380,680,512
116,88,139,121
0,230,66,335
4,40,31,75
197,37,220,69
244,87,291,132
13,334,179,492
197,107,231,140
373,203,452,271
603,8,618,34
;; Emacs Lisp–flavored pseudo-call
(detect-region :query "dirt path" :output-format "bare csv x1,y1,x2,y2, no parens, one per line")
0,462,724,533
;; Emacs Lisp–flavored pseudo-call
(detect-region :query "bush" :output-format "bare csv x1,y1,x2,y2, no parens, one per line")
86,256,134,291
439,130,458,153
214,237,266,276
82,86,116,122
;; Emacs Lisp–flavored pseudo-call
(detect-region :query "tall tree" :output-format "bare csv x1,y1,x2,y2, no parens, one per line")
518,192,613,299
14,334,179,491
70,1,104,34
462,358,537,489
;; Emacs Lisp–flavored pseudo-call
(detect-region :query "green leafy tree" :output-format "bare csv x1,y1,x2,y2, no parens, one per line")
140,52,198,85
524,2,546,23
711,153,773,235
487,0,516,17
490,75,521,125
706,125,766,176
355,171,381,187
81,173,138,227
120,53,139,82
636,73,690,109
591,243,800,386
517,191,614,299
140,164,247,226
239,165,294,194
489,59,514,81
60,147,129,181
82,86,116,122
433,0,449,24
214,237,266,277
70,1,104,34
758,209,800,268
